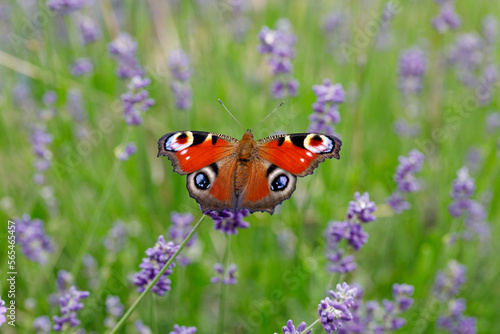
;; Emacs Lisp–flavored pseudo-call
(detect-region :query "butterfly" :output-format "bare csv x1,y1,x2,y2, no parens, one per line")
157,129,342,214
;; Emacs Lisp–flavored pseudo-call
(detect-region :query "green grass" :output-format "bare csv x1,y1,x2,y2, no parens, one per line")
0,0,499,333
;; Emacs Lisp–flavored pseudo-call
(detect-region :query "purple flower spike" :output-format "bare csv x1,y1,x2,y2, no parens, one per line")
133,235,180,296
308,79,345,135
170,324,197,334
487,111,500,133
434,260,466,301
257,19,299,99
14,214,55,264
103,221,127,252
399,48,428,95
169,50,193,111
70,58,93,77
210,263,238,285
52,286,90,331
33,315,51,333
278,319,311,334
318,283,357,333
387,192,411,213
78,16,100,44
205,209,250,235
108,33,144,79
104,295,124,329
135,320,153,334
121,76,155,125
0,298,6,327
46,0,85,15
432,0,461,33
115,142,137,161
346,192,376,223
169,212,195,246
395,149,425,193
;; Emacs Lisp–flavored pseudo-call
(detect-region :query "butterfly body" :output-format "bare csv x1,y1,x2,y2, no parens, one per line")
158,130,342,214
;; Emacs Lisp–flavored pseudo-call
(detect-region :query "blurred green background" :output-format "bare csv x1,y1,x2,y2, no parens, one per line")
0,0,499,333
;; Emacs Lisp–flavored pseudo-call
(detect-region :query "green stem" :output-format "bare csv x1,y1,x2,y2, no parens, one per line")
70,128,132,277
218,235,231,334
110,214,207,334
303,318,321,333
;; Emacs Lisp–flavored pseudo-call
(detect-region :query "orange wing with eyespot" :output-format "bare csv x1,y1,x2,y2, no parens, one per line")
157,131,238,174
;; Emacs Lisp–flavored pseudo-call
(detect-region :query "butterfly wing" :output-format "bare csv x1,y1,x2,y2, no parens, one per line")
255,133,342,177
236,133,341,213
158,131,239,211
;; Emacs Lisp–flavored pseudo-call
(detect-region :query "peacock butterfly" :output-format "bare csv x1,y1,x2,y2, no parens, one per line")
157,129,342,214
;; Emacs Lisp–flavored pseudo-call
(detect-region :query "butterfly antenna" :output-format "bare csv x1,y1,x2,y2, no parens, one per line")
251,101,285,132
219,99,244,131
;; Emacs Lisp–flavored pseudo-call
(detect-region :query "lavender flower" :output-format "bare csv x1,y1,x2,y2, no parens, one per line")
108,33,144,79
276,320,311,334
308,79,346,135
205,209,250,235
121,76,155,125
394,119,421,137
170,324,197,334
399,48,427,95
338,283,414,333
133,235,180,296
387,149,425,214
224,0,250,41
434,260,466,301
169,211,196,266
104,296,124,329
115,142,137,161
70,58,93,77
14,214,55,264
318,283,357,333
52,286,90,331
135,320,153,334
258,19,299,98
436,299,477,334
33,315,52,334
466,147,482,172
46,0,85,15
169,50,193,110
325,192,377,273
83,254,99,290
486,112,500,133
210,263,237,285
43,91,57,105
78,15,100,44
103,220,127,252
0,298,6,327
432,0,461,33
31,124,53,184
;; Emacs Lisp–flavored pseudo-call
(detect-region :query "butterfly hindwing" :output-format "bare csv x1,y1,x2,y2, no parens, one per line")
255,133,342,177
157,131,238,174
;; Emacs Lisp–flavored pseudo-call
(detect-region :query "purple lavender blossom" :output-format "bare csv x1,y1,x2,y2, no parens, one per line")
70,58,93,77
104,296,124,329
115,142,137,161
135,320,153,334
432,0,461,33
338,283,414,333
43,91,57,105
0,298,6,327
121,76,155,125
210,263,237,285
466,147,482,172
398,48,428,95
170,324,197,334
31,124,53,184
308,79,346,135
103,220,127,252
277,320,311,334
169,50,193,110
14,214,55,264
52,286,90,331
346,192,377,223
169,211,196,266
133,235,180,296
386,192,411,214
434,260,466,301
436,299,477,334
46,0,85,15
394,119,421,137
449,167,475,217
33,315,51,333
83,254,99,289
318,283,357,333
205,209,250,235
258,19,299,98
392,149,425,196
225,0,250,41
78,16,100,44
108,33,144,79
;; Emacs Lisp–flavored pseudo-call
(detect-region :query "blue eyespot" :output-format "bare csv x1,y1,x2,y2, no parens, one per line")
271,174,288,191
195,172,210,190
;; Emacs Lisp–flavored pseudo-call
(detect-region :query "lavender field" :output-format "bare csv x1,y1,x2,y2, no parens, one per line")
0,0,499,333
